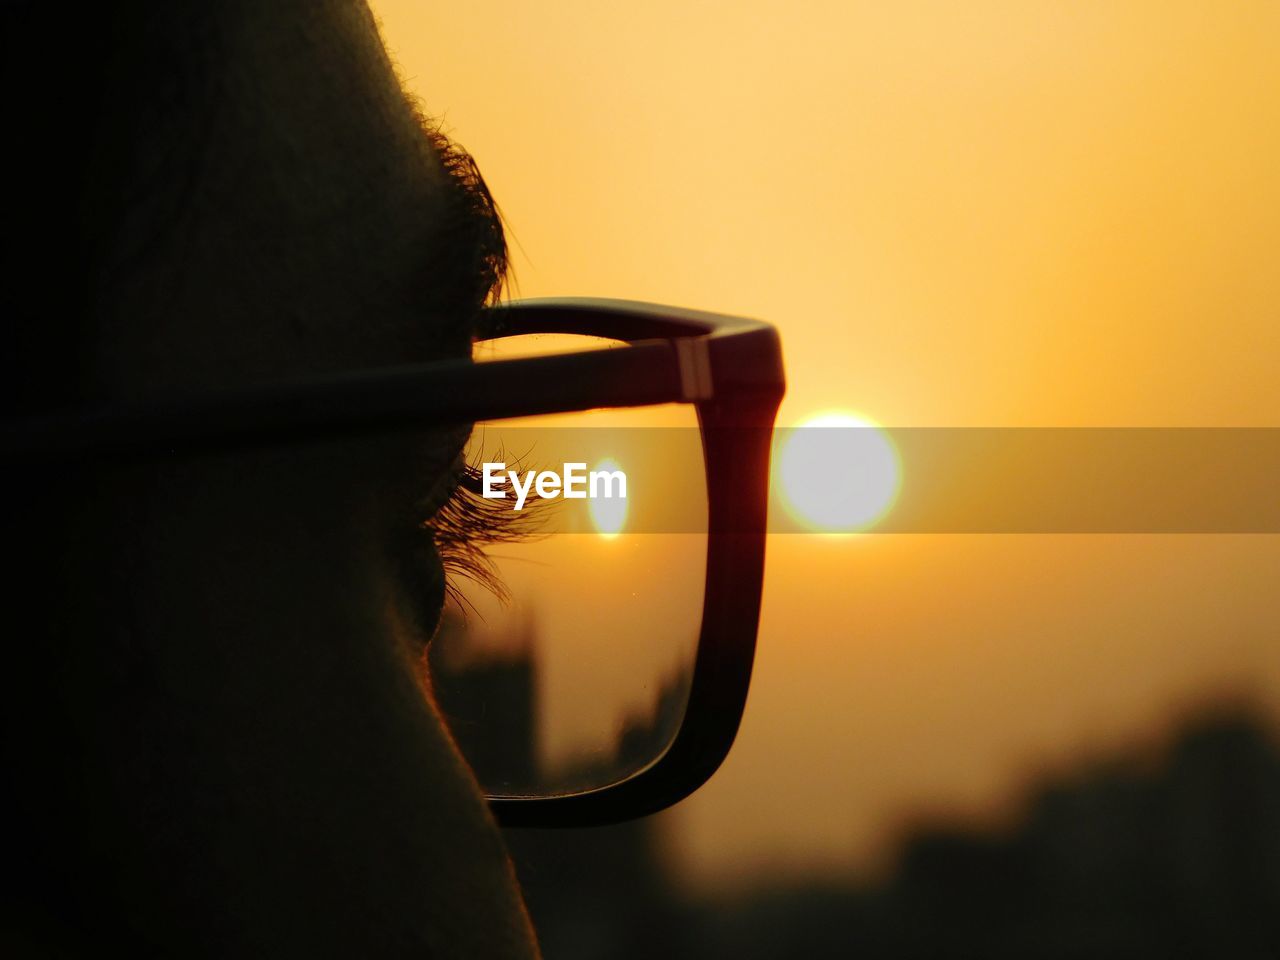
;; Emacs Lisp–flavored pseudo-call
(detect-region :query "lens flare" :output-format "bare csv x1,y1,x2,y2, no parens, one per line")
588,457,628,537
776,411,900,533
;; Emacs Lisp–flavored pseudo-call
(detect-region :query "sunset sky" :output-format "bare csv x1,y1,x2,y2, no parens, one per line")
372,0,1280,895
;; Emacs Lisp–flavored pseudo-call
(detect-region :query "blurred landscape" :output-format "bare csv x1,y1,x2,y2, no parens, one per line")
436,633,1280,958
511,708,1279,959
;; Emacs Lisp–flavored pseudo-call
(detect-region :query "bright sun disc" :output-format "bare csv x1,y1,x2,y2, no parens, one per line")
776,412,901,533
587,457,628,537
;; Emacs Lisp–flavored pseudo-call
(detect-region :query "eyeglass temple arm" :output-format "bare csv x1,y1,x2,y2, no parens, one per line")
3,299,783,461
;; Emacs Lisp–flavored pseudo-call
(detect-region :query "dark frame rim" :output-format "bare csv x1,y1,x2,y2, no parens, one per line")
482,301,785,827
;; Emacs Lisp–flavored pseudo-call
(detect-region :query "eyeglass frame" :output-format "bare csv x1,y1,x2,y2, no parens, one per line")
3,297,786,827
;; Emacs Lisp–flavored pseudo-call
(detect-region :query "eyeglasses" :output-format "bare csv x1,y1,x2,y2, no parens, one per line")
5,298,785,826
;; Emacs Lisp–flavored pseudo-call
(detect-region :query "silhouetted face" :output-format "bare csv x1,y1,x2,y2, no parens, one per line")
7,3,539,955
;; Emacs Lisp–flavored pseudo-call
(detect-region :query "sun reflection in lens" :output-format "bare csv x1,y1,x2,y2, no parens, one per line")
776,411,901,533
588,457,628,537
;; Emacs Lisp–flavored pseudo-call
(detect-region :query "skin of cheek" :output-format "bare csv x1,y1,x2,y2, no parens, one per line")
23,443,540,957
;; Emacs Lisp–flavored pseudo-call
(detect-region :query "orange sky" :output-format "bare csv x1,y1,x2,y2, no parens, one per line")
372,1,1280,894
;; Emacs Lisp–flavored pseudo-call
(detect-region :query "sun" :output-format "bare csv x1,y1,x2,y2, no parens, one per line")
587,457,628,538
774,411,901,533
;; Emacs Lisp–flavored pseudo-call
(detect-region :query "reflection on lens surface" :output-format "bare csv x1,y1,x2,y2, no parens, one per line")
587,457,628,537
429,534,703,797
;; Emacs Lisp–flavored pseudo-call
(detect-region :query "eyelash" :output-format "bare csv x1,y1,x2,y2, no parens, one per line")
422,458,545,612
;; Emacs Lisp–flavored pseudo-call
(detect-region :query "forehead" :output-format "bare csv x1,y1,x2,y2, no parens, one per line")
79,6,503,404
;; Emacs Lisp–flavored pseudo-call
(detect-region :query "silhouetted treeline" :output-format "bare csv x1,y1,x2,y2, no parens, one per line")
508,709,1280,959
431,619,1280,958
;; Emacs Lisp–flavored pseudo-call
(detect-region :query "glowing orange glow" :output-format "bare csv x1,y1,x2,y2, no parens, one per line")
373,0,1280,895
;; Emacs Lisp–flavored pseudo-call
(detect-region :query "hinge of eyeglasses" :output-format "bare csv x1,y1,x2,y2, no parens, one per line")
675,338,713,401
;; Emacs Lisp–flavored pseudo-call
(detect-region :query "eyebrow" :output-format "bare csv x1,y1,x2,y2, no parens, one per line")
419,122,510,345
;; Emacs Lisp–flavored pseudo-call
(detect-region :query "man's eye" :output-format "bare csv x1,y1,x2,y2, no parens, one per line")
422,460,546,610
